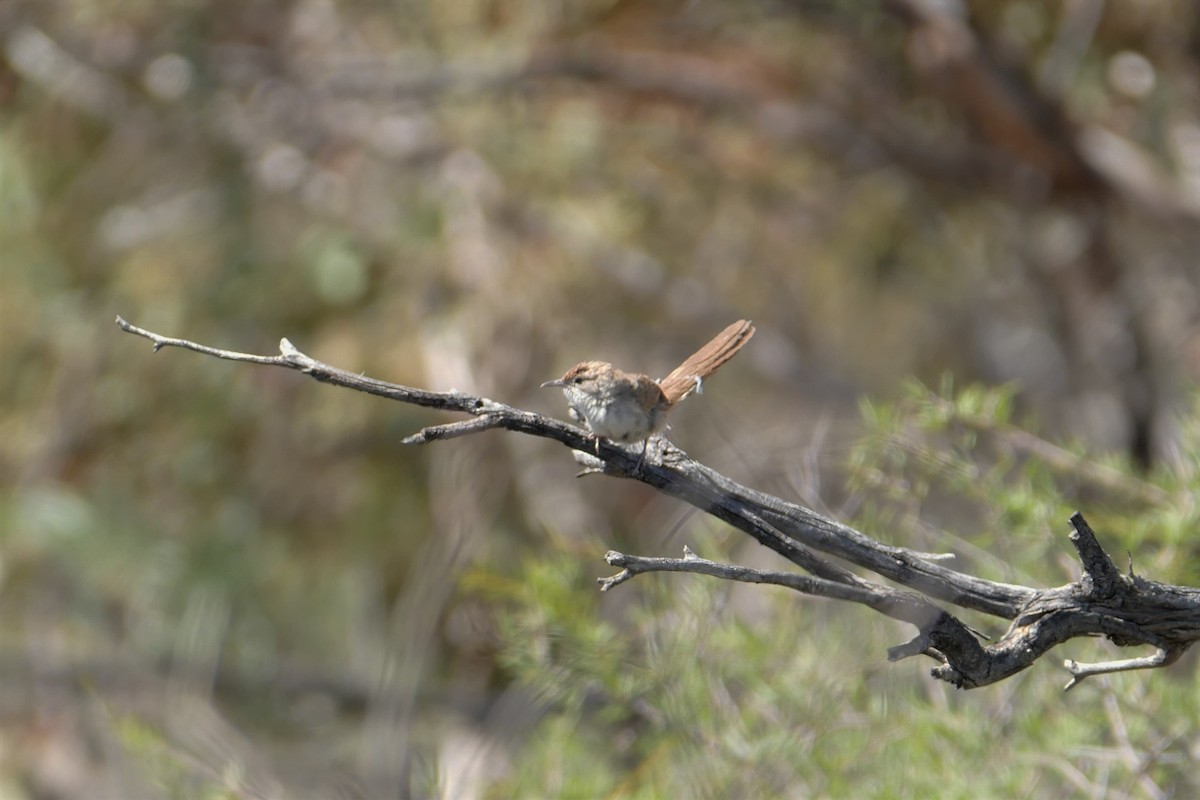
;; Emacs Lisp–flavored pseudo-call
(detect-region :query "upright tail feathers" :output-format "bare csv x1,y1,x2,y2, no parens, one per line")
658,319,755,405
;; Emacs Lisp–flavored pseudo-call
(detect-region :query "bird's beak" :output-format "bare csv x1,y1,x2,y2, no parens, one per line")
540,378,564,389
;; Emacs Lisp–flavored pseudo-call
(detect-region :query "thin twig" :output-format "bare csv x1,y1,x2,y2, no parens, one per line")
403,416,505,444
1063,646,1184,691
117,315,487,414
599,546,874,600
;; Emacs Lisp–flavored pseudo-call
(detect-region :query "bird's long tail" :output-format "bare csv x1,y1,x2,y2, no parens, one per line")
657,319,755,405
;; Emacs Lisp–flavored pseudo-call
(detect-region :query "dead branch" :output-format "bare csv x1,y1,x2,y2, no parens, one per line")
116,317,1200,688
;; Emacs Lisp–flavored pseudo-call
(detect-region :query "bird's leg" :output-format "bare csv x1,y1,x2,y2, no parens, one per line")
576,432,601,456
635,437,652,471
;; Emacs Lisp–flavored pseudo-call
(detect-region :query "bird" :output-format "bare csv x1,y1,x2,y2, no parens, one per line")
541,319,755,462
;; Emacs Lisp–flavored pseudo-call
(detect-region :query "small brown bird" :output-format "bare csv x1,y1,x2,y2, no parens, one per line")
541,319,755,457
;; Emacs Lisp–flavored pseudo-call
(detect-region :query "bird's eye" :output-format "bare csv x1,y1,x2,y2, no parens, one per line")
572,377,582,384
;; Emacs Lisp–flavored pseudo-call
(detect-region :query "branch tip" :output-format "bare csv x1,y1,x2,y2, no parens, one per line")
1067,512,1122,597
598,569,633,592
887,632,933,662
1062,646,1185,690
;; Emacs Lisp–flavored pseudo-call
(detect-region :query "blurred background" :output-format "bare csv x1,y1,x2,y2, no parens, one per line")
4,0,1200,797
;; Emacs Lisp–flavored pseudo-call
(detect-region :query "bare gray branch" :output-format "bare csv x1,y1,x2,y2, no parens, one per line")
117,317,1200,689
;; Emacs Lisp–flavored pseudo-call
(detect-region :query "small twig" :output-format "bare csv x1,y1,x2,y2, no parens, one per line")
887,632,941,662
599,547,932,622
598,546,993,687
403,416,504,444
1063,646,1185,691
599,546,886,601
570,449,608,476
118,315,299,365
908,550,957,562
116,316,488,414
